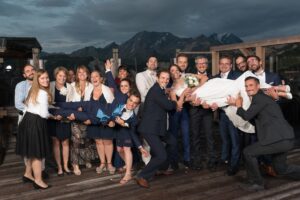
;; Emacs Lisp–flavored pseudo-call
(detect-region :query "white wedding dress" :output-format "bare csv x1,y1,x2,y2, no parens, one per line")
191,71,271,133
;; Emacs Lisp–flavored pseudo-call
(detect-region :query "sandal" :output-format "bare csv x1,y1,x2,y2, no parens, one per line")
107,163,116,175
96,163,106,174
120,174,132,185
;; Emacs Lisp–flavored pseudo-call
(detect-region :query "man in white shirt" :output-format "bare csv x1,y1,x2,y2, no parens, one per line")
135,56,158,103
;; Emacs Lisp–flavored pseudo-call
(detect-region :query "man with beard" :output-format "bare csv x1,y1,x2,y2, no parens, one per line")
235,55,248,72
246,55,281,100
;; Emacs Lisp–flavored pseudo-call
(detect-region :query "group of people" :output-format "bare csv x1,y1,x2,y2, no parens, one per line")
14,52,300,191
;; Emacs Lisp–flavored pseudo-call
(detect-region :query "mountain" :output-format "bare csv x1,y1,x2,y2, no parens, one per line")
41,31,243,71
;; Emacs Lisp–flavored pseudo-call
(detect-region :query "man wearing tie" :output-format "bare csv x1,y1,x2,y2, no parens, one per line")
189,56,217,171
135,69,176,188
214,55,241,176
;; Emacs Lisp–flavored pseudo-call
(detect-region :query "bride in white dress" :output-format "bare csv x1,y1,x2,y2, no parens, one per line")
173,70,291,133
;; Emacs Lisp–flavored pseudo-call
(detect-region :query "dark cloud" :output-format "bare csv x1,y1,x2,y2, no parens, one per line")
1,0,300,52
0,1,28,16
34,0,74,7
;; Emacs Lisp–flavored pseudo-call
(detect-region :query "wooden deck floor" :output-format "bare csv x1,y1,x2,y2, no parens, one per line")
1,136,300,200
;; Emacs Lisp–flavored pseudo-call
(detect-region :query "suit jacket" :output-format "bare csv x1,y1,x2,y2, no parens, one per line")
265,71,281,86
138,83,176,136
237,90,294,145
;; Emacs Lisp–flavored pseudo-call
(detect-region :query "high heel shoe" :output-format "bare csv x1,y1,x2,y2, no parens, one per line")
22,176,34,183
106,163,116,175
96,163,106,174
33,182,51,190
64,169,73,175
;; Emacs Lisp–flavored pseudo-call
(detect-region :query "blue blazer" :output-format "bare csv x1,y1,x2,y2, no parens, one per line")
265,71,281,86
138,83,176,136
105,71,128,104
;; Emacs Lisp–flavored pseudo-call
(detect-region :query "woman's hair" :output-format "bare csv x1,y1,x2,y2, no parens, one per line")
75,65,90,94
26,69,52,105
91,70,104,84
53,66,68,79
168,64,181,72
120,78,132,88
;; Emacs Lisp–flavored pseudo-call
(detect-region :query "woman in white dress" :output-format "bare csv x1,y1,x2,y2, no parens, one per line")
190,71,291,133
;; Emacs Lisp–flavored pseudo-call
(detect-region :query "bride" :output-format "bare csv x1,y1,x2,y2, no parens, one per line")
172,70,292,133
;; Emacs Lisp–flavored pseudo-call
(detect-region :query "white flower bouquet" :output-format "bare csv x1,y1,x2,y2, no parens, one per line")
184,74,199,88
59,86,68,96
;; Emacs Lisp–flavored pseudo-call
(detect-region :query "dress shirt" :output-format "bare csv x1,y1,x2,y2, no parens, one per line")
220,71,230,79
255,70,266,85
15,80,32,112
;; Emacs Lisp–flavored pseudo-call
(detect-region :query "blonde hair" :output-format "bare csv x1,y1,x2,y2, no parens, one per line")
53,66,68,79
26,69,52,105
75,65,90,95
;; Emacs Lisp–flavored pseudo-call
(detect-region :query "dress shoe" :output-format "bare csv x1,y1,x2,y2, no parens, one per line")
239,182,265,192
57,172,64,177
191,163,203,171
42,171,49,179
227,166,239,176
207,160,217,171
22,176,34,183
261,164,277,177
64,170,73,175
135,177,149,188
33,182,52,190
183,161,191,168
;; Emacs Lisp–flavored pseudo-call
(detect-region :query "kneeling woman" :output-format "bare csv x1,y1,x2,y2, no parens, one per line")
16,69,52,189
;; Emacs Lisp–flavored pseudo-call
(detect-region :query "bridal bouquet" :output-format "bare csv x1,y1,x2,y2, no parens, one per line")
184,74,199,88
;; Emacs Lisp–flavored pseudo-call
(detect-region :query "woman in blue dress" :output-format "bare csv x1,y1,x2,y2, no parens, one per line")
49,67,73,176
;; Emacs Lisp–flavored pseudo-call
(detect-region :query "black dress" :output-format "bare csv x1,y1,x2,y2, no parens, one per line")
49,87,71,140
87,95,115,140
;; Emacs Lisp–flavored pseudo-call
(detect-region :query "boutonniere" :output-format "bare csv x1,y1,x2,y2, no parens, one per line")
59,86,68,96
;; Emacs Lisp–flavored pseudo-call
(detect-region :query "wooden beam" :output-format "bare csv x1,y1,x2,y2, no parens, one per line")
111,48,119,78
32,48,40,69
210,35,300,51
176,51,211,55
255,46,265,69
211,51,219,76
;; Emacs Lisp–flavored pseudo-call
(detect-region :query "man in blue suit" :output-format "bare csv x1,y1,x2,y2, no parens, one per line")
136,69,177,188
213,55,241,176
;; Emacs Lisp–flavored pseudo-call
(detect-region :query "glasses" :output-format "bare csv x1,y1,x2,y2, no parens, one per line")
236,61,246,66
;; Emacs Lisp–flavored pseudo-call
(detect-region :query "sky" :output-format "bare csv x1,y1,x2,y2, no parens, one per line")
1,0,300,53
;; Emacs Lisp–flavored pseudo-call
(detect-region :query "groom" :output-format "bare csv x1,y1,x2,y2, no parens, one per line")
136,69,176,188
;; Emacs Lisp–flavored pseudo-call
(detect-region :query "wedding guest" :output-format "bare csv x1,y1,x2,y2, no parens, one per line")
67,69,76,83
135,56,158,103
213,55,241,176
189,56,217,171
107,92,149,184
49,67,74,176
235,55,248,72
69,65,96,175
232,77,300,191
15,65,48,179
16,69,52,189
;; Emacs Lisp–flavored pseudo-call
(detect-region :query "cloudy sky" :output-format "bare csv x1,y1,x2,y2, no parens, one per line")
1,0,299,53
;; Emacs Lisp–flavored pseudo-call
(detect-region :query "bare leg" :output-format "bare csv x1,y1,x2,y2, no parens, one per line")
120,147,133,184
104,139,115,174
24,158,34,180
95,139,106,174
32,158,48,188
62,139,71,172
52,137,63,174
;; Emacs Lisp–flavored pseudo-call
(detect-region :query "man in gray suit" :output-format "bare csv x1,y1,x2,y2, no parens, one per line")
231,76,300,191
